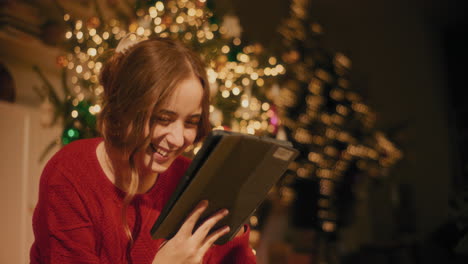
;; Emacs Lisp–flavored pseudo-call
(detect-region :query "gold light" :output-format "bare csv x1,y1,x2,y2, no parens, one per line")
221,45,231,54
156,1,164,11
322,221,335,232
149,7,158,18
154,17,162,25
87,48,97,56
268,57,277,65
83,72,91,80
154,26,163,33
176,16,184,24
256,78,264,86
92,35,102,45
136,27,145,35
75,20,83,30
276,64,285,73
232,87,240,95
241,98,249,108
188,8,196,16
73,85,80,93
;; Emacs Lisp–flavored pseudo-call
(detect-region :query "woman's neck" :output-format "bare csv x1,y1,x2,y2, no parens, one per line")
96,141,158,194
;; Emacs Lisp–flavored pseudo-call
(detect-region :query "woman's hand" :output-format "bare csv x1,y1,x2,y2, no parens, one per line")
152,200,230,264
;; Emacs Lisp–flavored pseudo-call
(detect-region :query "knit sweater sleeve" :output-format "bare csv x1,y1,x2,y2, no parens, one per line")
31,161,100,264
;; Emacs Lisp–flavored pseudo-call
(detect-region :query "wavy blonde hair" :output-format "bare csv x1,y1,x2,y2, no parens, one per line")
98,37,211,244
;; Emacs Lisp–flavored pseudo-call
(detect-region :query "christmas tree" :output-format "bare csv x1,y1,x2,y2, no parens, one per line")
34,0,283,157
271,0,403,260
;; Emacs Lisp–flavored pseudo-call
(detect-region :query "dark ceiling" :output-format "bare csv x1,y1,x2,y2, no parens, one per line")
213,0,466,49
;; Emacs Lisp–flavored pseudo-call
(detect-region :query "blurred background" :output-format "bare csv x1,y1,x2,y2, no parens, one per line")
1,0,467,263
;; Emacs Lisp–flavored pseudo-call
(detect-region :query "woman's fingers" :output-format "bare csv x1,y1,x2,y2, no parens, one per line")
199,225,231,254
177,200,209,236
192,208,229,242
161,203,231,263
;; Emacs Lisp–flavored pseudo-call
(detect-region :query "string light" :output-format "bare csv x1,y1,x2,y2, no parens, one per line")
231,87,240,95
268,57,277,65
155,1,164,12
58,0,288,158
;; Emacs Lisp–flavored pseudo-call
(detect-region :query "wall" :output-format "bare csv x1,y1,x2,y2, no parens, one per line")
1,19,62,263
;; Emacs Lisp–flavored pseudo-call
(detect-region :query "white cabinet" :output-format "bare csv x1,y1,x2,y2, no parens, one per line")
0,101,60,263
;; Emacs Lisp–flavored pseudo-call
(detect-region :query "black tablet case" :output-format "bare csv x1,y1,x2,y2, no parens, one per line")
150,130,298,245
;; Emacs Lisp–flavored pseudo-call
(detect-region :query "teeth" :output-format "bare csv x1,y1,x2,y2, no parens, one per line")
157,148,168,157
151,144,168,157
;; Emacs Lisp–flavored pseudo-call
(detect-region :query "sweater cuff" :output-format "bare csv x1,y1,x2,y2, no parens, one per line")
208,224,256,263
222,224,250,248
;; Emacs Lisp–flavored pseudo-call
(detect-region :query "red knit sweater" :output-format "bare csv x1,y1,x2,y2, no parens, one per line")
30,138,256,264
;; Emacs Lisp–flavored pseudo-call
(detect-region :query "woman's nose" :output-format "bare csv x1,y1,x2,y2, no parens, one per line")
166,121,184,148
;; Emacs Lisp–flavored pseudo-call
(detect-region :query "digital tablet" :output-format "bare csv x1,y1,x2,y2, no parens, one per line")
150,130,298,244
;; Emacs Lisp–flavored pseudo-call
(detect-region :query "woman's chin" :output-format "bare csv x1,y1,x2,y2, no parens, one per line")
141,152,174,174
150,160,172,174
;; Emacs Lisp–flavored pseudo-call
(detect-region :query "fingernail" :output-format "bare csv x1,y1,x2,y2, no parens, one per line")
223,209,229,215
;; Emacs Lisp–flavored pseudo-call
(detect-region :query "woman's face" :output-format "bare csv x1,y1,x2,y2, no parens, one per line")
139,75,204,175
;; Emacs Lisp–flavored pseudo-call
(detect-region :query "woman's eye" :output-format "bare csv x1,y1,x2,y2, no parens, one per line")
186,119,200,127
154,115,172,125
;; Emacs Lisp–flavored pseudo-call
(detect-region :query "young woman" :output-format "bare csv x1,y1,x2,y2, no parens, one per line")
30,36,256,264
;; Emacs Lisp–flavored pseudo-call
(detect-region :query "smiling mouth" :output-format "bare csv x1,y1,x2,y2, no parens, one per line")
150,143,169,157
